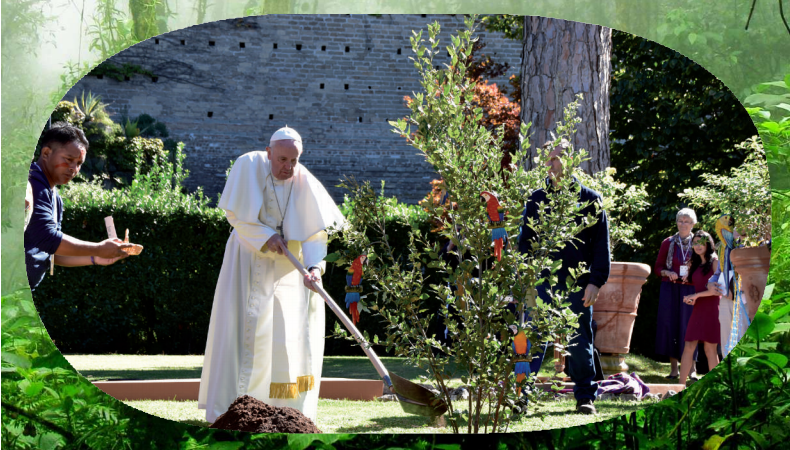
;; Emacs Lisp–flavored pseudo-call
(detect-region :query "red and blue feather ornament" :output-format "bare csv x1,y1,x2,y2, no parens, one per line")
512,328,530,393
345,255,367,324
481,191,506,261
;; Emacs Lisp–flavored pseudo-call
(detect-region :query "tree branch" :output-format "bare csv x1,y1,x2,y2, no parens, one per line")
745,0,758,30
1,401,75,441
780,0,790,37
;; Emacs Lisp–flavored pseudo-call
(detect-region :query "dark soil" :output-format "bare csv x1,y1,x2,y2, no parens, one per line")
209,395,322,434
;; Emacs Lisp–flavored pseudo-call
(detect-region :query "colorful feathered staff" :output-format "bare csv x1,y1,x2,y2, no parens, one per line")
715,215,750,357
345,255,367,324
480,191,506,261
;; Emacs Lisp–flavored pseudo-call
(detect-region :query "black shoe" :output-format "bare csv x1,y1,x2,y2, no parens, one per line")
576,398,597,415
665,374,679,380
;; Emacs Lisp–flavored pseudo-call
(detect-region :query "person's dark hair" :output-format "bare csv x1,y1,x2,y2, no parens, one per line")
689,230,716,277
39,122,89,153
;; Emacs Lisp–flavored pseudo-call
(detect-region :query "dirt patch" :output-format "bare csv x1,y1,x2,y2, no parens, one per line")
209,395,322,434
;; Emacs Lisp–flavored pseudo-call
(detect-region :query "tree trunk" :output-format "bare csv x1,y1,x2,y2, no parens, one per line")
129,0,160,42
520,17,612,174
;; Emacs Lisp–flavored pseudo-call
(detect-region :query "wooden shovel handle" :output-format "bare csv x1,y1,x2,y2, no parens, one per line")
282,248,391,383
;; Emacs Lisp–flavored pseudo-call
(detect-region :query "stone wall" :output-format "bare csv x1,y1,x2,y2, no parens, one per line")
66,14,523,204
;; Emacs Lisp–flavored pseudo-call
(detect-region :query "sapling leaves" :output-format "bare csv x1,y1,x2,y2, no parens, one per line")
331,18,600,433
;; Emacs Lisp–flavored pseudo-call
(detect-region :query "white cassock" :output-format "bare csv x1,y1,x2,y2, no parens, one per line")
199,151,345,423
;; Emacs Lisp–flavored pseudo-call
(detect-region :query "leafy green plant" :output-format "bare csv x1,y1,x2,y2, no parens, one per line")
50,101,86,126
88,0,137,60
194,0,211,24
87,62,155,82
128,0,159,42
73,91,110,126
770,188,790,294
339,191,429,231
330,17,597,433
746,74,790,189
679,137,771,246
2,289,135,449
123,118,141,138
653,4,787,99
745,74,790,112
132,113,169,139
575,167,650,254
243,0,292,16
42,102,174,184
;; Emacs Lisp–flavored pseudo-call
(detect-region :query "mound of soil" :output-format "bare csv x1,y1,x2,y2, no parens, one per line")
209,395,322,434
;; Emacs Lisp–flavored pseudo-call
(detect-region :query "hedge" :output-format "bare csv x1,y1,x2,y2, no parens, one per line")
34,148,226,354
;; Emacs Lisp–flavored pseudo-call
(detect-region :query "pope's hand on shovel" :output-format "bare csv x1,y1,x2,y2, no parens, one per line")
280,246,448,418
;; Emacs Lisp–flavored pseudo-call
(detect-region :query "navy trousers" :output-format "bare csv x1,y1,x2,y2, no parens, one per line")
526,284,598,401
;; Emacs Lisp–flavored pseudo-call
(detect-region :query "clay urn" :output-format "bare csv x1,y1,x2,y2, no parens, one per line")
592,262,651,372
730,245,771,320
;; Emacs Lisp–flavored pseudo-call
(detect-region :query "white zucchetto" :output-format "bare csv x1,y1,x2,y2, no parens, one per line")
269,126,302,146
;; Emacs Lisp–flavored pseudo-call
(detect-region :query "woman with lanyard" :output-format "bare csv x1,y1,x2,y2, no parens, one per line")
653,208,699,380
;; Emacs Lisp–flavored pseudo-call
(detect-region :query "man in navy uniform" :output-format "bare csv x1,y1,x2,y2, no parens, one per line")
518,139,611,415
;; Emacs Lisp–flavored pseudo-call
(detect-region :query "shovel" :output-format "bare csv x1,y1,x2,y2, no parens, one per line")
282,248,448,417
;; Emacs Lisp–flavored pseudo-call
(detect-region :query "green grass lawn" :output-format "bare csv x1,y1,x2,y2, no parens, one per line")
65,352,674,384
66,352,677,433
123,397,652,434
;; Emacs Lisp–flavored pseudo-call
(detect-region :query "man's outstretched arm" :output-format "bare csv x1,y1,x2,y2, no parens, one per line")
55,235,133,259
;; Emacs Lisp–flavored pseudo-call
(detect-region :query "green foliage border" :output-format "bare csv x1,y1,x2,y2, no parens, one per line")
2,2,789,448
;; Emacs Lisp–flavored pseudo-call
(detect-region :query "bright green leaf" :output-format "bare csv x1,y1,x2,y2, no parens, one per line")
36,433,65,450
208,442,245,450
288,434,343,450
702,434,725,450
23,381,45,397
746,312,775,340
764,353,788,368
1,352,31,369
744,430,769,449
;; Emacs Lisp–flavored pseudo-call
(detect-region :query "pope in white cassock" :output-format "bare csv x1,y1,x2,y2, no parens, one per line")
199,127,345,423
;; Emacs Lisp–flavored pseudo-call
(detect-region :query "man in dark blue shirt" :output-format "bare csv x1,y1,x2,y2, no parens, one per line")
518,139,611,415
25,123,132,290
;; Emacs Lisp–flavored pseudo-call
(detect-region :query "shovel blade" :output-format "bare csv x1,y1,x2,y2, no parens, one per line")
389,372,448,417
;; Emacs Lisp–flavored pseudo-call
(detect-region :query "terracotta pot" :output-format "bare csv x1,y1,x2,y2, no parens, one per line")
592,262,651,354
730,246,771,320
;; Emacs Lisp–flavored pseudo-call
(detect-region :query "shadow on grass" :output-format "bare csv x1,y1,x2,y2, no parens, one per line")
77,368,202,381
525,399,646,420
332,414,445,433
334,403,529,434
321,357,460,382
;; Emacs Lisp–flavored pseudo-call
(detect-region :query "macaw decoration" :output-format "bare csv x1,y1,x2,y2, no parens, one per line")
512,328,530,394
345,255,367,324
480,191,506,261
715,215,750,357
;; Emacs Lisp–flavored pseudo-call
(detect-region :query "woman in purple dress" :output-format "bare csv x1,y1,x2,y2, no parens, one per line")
654,208,698,379
679,230,726,385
